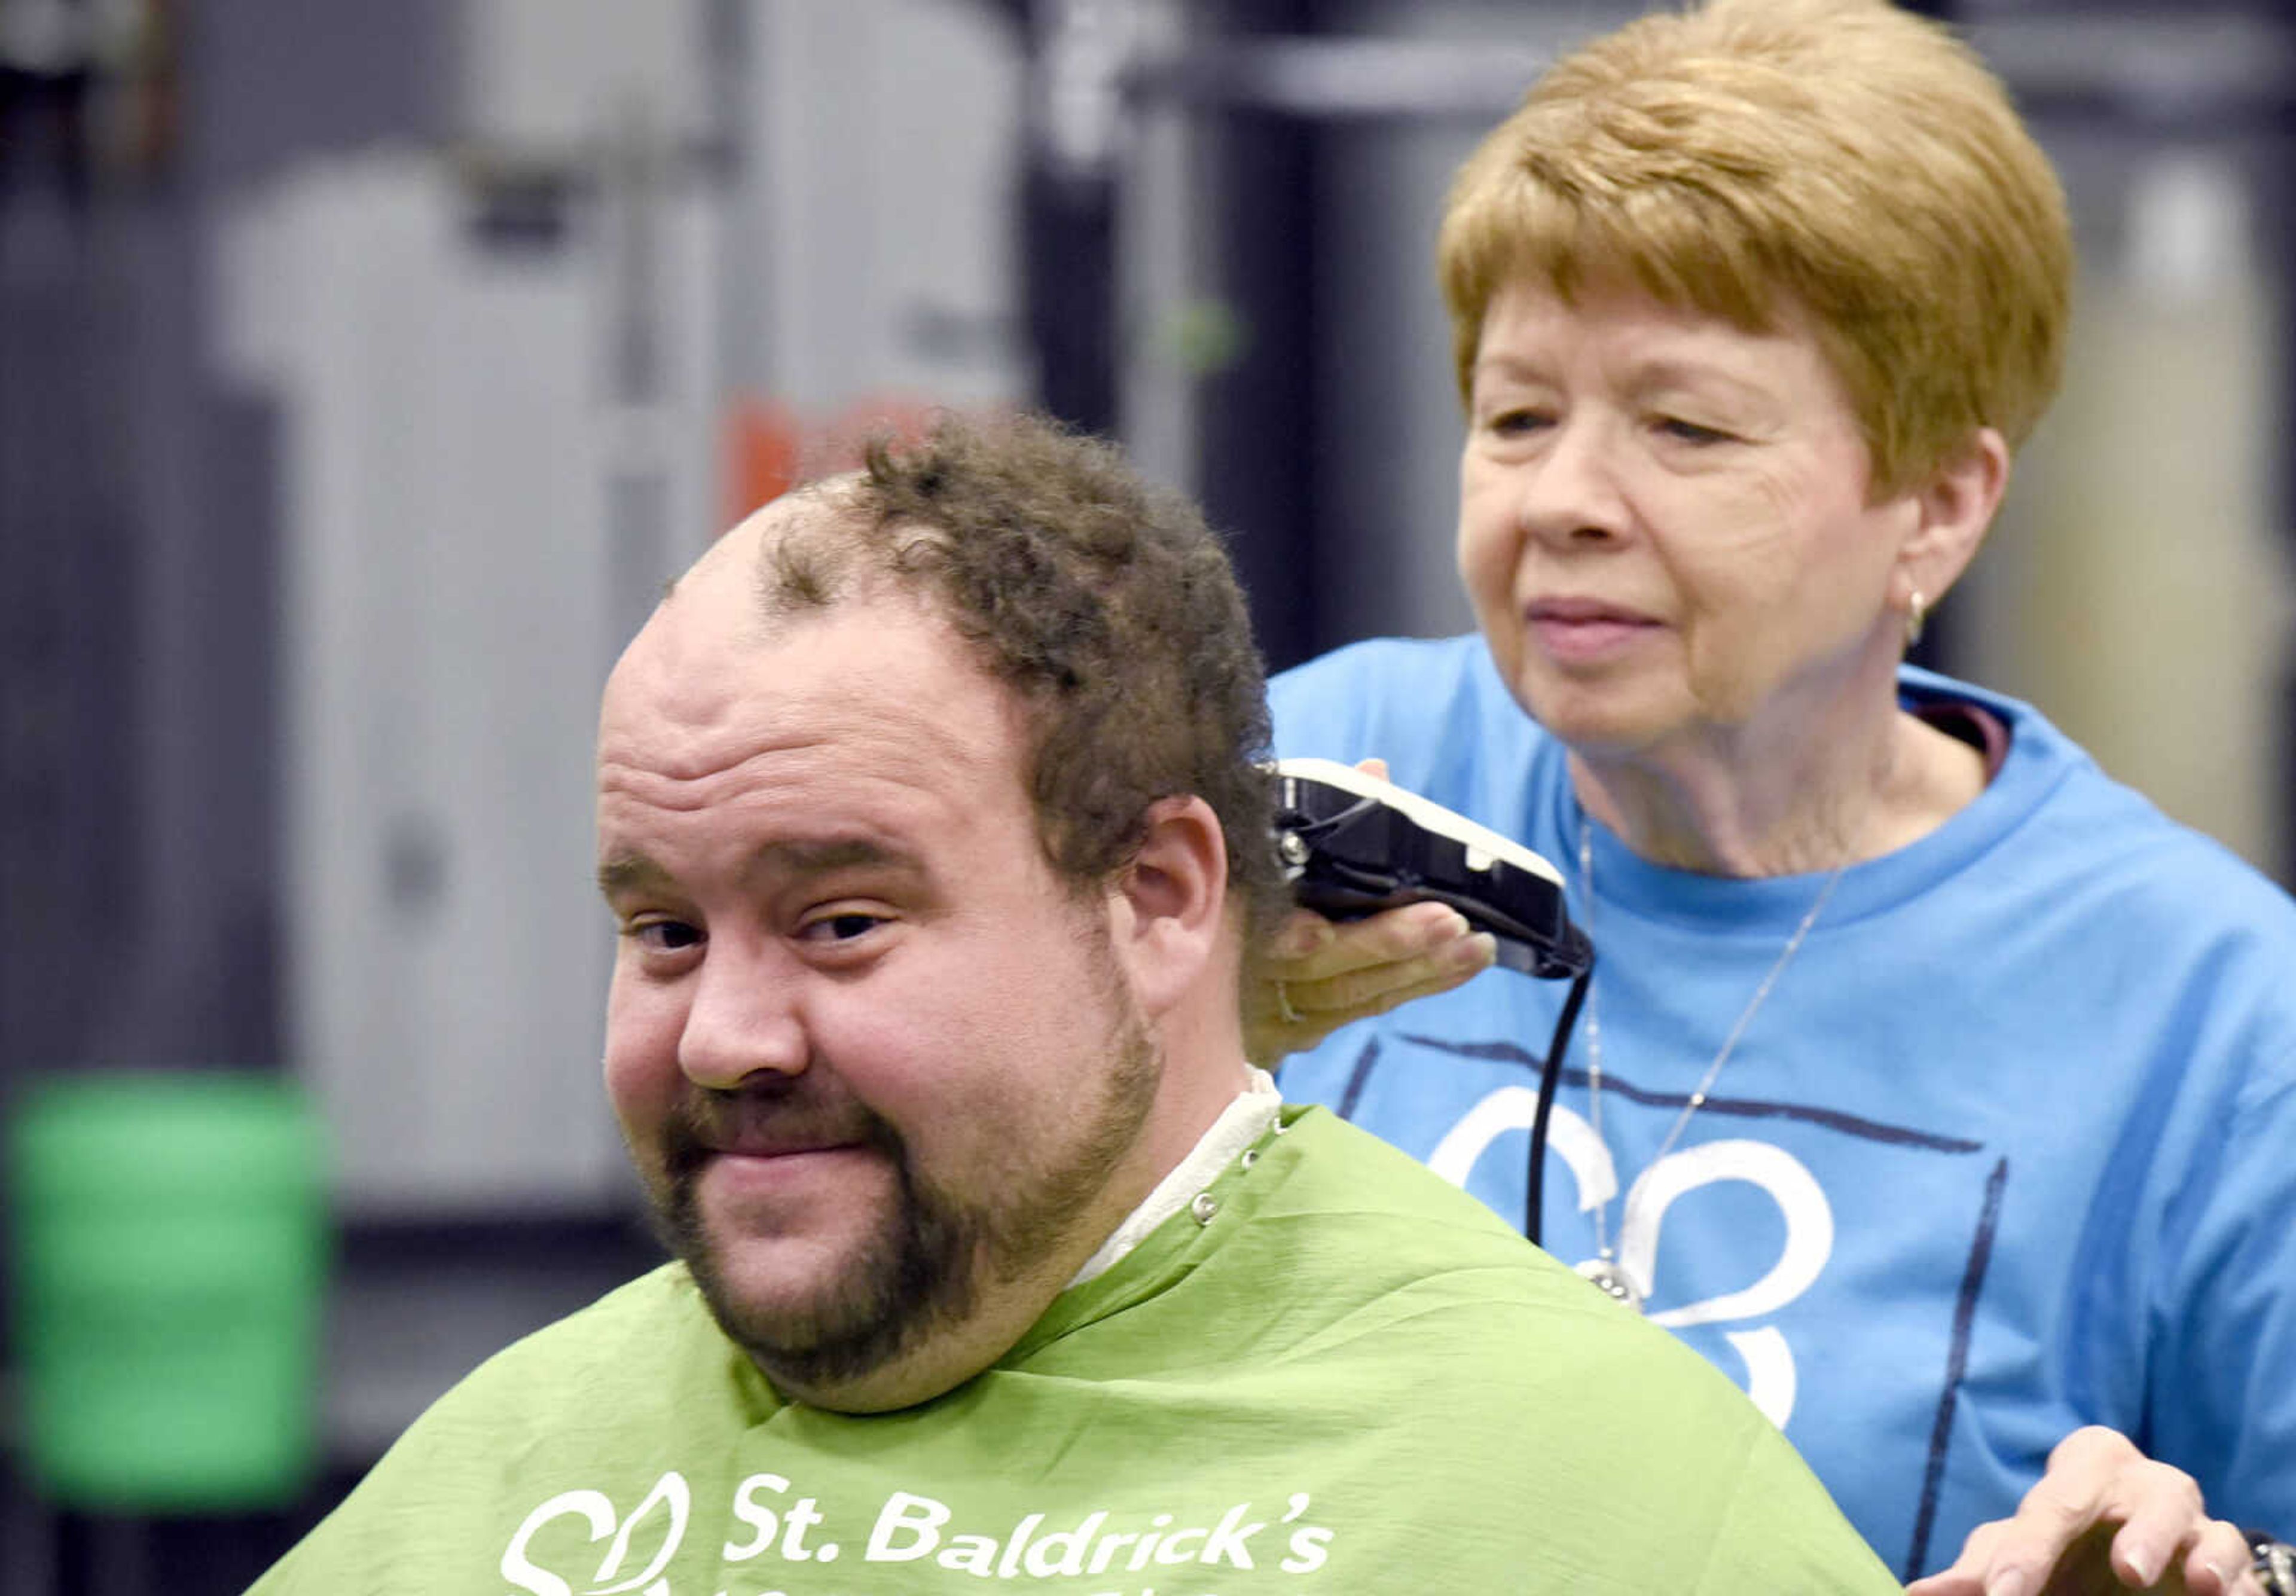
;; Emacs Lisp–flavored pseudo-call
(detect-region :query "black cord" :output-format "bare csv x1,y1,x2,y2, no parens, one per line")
1523,961,1592,1248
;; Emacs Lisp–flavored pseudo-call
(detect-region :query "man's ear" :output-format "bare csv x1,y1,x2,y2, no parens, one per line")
1107,795,1229,1020
1894,426,2010,611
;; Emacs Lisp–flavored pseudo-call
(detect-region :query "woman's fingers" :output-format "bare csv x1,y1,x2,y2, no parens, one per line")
1905,1427,2255,1596
1247,753,1494,1064
1248,905,1495,1063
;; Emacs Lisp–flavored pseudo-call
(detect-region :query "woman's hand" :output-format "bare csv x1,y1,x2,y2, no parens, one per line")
1245,902,1497,1065
1246,755,1498,1063
1904,1427,2261,1596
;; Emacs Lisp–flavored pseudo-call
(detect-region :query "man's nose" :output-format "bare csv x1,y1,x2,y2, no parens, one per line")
676,941,809,1091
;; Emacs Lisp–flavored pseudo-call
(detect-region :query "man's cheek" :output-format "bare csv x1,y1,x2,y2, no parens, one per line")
602,1031,684,1164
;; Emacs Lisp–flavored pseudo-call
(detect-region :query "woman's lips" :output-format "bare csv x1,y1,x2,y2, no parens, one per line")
1524,598,1662,664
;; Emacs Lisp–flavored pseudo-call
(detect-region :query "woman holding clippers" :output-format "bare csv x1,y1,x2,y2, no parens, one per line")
1253,2,2296,1592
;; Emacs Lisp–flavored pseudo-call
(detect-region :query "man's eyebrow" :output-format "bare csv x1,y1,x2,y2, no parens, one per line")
595,838,919,901
597,853,672,900
754,837,917,878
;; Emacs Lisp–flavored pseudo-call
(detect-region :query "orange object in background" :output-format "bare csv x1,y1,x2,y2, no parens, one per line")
721,392,984,531
720,393,804,529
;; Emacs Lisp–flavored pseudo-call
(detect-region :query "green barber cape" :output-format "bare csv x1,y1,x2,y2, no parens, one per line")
254,1106,1892,1593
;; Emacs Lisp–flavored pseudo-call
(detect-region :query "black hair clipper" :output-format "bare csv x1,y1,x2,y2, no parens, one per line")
1271,757,1592,981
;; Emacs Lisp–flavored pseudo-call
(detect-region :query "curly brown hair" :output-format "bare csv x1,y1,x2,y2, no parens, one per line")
756,411,1287,944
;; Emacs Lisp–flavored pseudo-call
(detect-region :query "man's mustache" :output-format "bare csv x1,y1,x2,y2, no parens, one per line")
660,1076,899,1181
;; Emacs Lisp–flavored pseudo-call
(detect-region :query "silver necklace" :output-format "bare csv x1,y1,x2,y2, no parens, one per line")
1572,809,1845,1312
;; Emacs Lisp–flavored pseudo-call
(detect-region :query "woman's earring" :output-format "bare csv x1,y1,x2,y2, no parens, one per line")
1904,588,1928,650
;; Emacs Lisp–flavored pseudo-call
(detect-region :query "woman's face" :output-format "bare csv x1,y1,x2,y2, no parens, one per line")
1457,280,1922,762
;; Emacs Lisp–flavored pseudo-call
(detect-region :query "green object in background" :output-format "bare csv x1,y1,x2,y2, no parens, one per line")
8,1070,329,1510
1158,297,1250,376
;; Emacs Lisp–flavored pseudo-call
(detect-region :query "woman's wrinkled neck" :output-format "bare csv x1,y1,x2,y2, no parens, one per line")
1568,686,1987,878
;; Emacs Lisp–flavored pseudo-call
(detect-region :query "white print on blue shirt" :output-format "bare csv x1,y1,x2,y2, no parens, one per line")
1431,1091,1833,1426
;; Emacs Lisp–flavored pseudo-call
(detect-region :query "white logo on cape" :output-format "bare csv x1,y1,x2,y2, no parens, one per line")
1428,1089,1833,1426
503,1471,692,1596
499,1472,1337,1594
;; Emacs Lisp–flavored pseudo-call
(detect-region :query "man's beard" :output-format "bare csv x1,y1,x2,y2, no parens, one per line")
648,973,1162,1400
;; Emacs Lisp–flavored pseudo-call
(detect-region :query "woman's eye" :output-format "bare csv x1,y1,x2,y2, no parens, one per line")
1657,416,1731,445
1485,407,1549,437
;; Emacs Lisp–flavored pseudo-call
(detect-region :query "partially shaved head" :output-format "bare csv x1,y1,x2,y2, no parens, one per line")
622,413,1285,939
594,413,1277,1409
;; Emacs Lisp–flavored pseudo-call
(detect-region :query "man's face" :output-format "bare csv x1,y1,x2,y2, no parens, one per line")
594,576,1165,1410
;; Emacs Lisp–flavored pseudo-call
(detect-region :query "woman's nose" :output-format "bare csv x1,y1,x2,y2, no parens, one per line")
1517,417,1632,545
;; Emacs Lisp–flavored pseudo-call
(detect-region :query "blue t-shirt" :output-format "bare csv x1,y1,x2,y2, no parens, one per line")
1271,634,2296,1581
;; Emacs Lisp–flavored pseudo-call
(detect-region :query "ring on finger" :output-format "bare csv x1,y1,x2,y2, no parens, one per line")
1275,980,1302,1025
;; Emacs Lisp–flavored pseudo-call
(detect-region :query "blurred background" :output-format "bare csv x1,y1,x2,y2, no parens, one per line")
2,0,2291,1589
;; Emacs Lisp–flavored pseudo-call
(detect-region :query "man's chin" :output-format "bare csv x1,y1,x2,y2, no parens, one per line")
679,1204,877,1328
670,1179,978,1400
698,1229,866,1325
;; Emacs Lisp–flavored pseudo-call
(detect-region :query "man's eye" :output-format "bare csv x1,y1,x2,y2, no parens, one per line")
631,920,702,951
802,912,884,944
